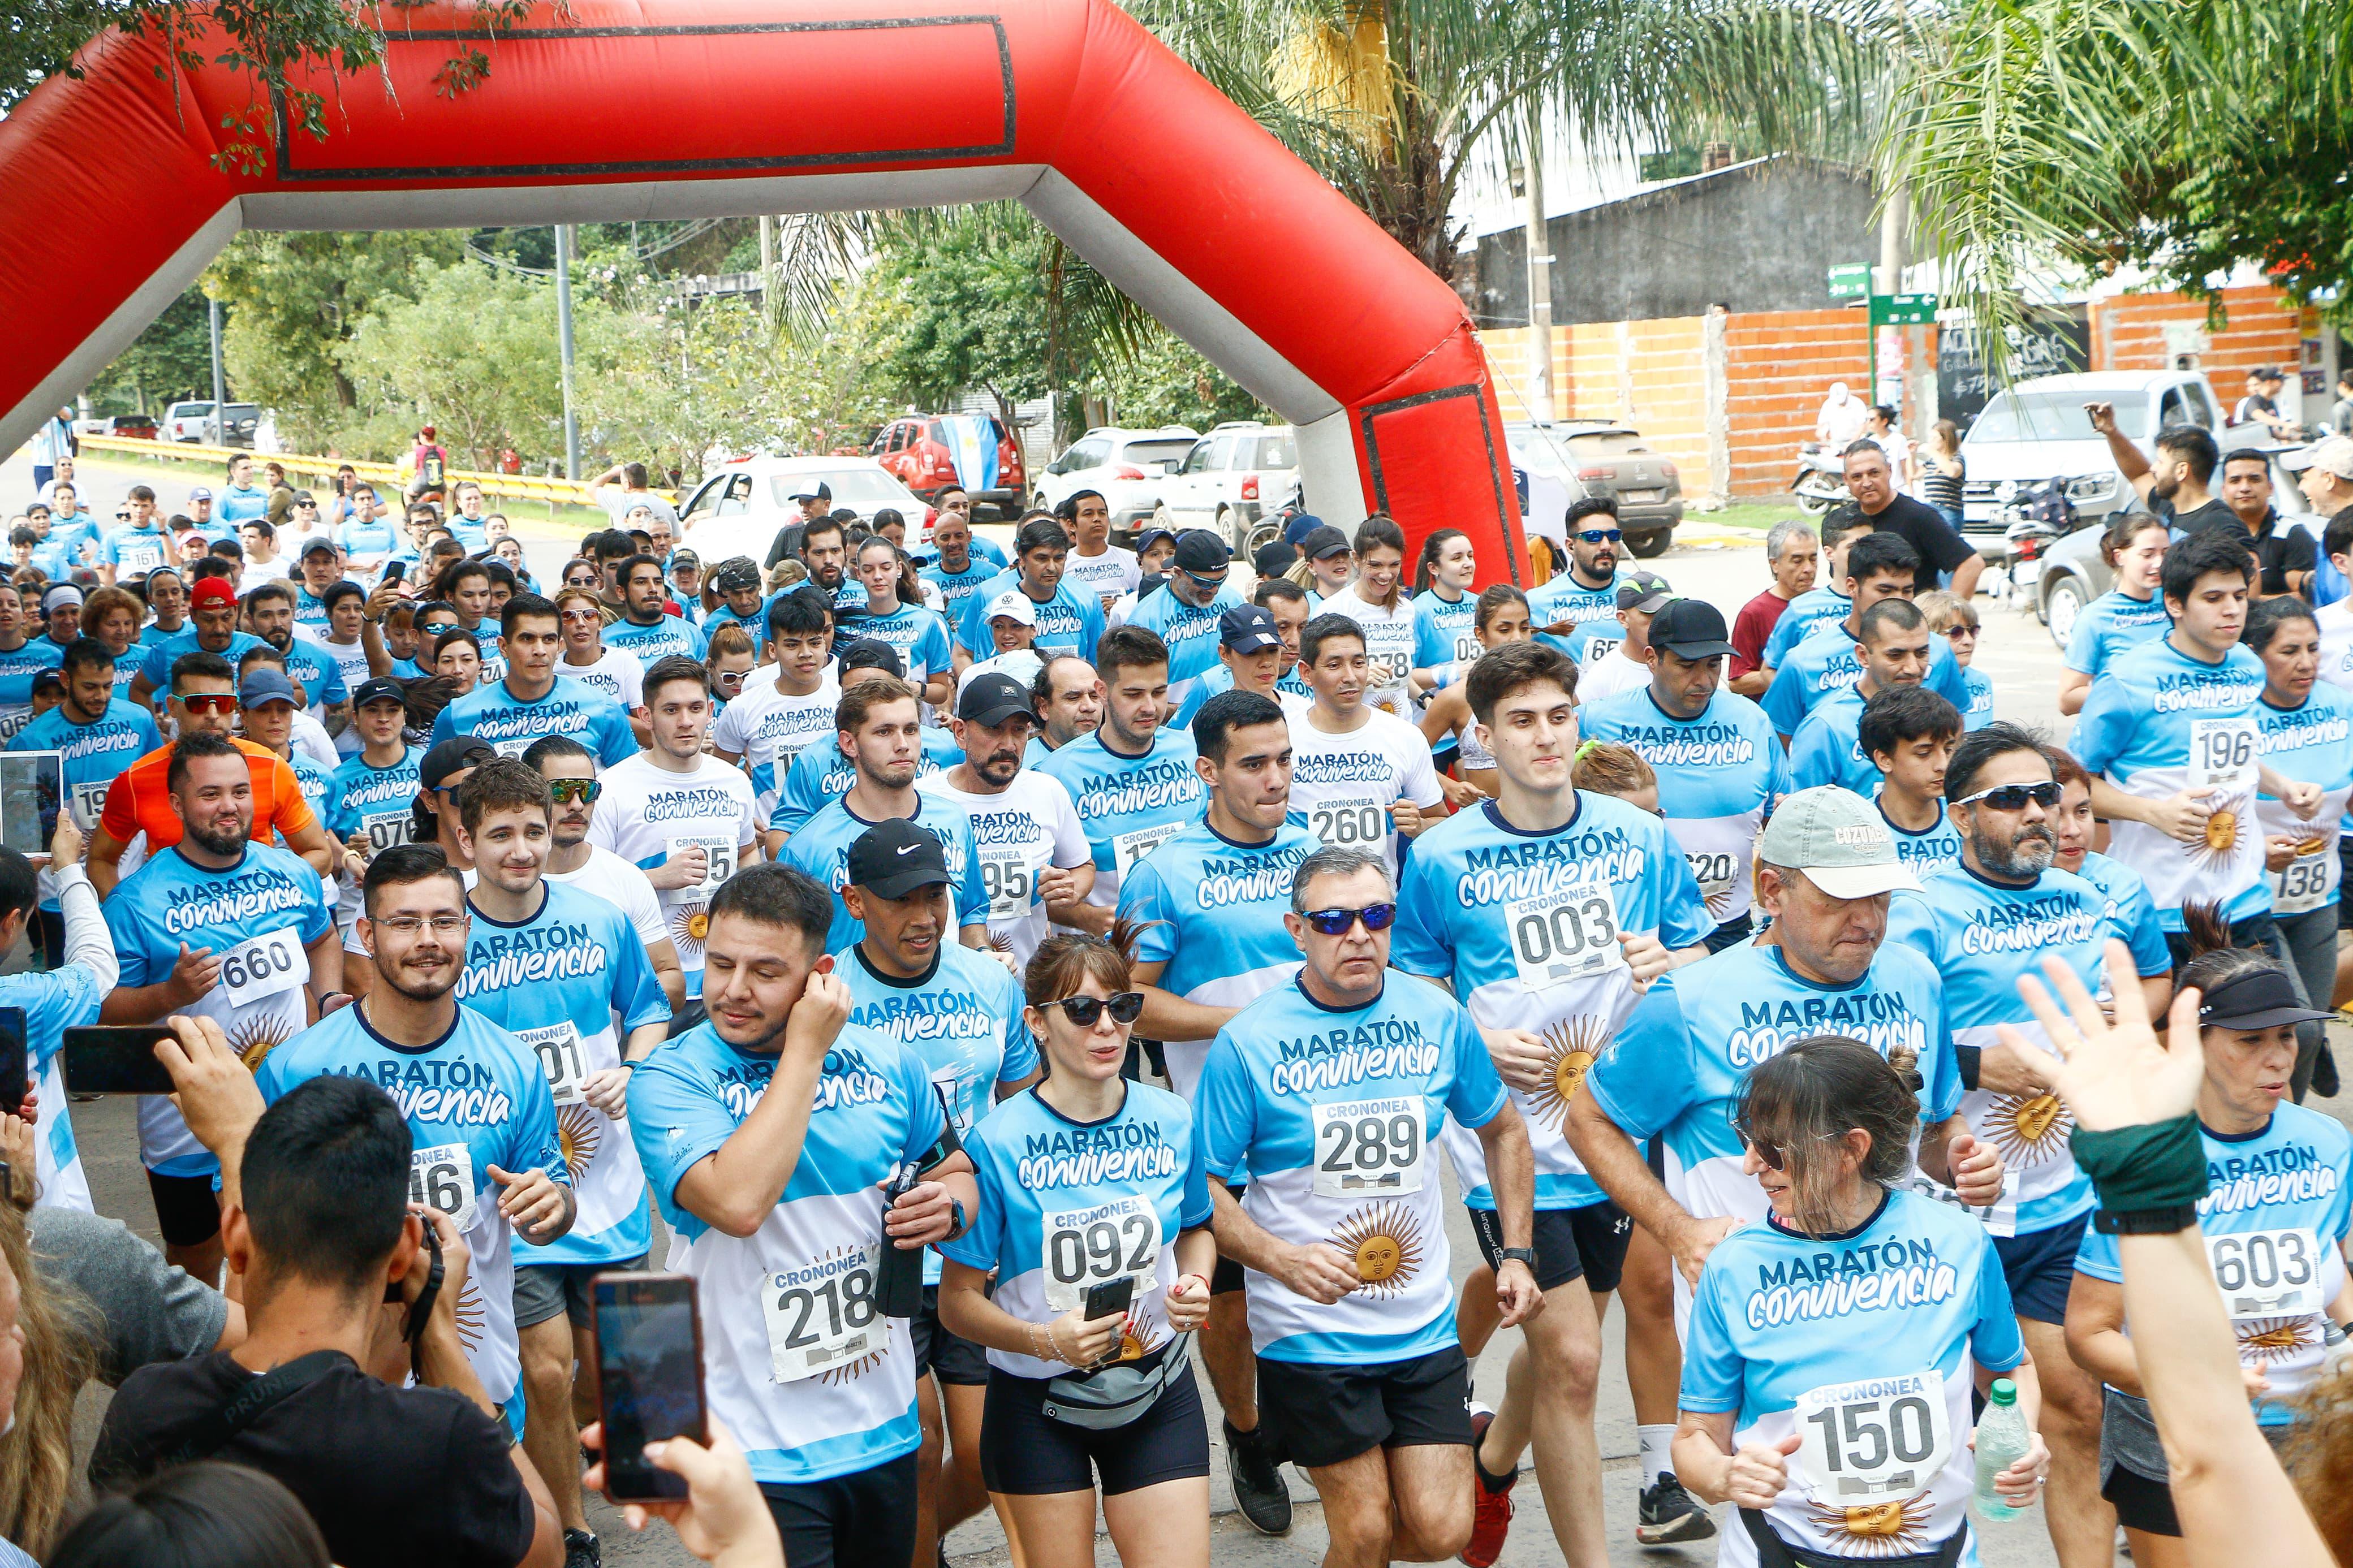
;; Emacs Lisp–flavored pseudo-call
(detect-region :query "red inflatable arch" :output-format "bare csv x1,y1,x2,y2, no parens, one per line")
0,0,1527,580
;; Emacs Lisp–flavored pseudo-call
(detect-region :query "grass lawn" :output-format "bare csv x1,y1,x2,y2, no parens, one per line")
1701,499,1815,533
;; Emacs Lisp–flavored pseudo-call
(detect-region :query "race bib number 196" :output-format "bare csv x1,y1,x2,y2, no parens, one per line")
2188,717,2259,797
1794,1370,1952,1505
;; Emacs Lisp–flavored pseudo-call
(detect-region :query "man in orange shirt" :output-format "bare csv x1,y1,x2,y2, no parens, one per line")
88,648,336,897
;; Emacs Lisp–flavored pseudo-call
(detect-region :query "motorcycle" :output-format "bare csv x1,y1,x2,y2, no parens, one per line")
1993,478,2079,606
1790,443,1850,513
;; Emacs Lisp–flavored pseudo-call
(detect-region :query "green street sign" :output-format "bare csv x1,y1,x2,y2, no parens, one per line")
1870,292,1938,326
1828,263,1872,300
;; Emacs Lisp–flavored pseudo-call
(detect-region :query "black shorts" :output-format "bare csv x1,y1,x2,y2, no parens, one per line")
1993,1218,2086,1326
1467,1200,1632,1295
146,1169,222,1248
979,1358,1210,1496
2101,1460,2180,1537
912,1285,989,1386
1212,1185,1248,1294
762,1451,917,1568
1254,1345,1471,1470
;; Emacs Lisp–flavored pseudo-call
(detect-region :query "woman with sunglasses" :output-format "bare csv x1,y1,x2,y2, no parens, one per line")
2243,597,2353,1100
703,622,757,728
1315,516,1419,718
936,930,1216,1568
1675,1036,2049,1562
2066,906,2348,1565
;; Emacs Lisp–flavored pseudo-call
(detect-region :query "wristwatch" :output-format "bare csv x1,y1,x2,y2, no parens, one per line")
947,1197,968,1239
2092,1205,2200,1235
1498,1246,1539,1270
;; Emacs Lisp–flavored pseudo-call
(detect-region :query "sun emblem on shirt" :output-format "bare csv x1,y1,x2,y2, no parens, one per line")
1802,1491,1934,1556
226,1012,294,1073
454,1275,486,1355
557,1103,600,1183
989,928,1015,955
1983,1091,2072,1168
1522,1016,1609,1131
2190,788,2253,871
2238,1316,2322,1363
1326,1203,1425,1297
667,901,709,964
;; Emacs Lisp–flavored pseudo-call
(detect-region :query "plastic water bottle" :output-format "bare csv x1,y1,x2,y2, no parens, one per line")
1973,1377,2031,1521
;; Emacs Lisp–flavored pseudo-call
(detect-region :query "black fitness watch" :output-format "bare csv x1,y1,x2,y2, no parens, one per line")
2092,1205,2201,1236
1498,1246,1539,1270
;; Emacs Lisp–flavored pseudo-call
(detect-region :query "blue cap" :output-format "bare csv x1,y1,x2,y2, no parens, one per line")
1219,604,1283,654
1135,527,1176,556
1282,512,1325,547
237,668,298,707
187,487,213,502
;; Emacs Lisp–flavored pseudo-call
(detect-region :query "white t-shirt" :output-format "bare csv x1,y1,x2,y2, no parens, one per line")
1285,705,1444,876
959,649,1045,700
292,711,339,773
1315,588,1419,718
711,669,842,819
548,844,670,953
1064,546,1140,603
2317,600,2353,693
563,648,645,712
1575,645,1653,706
915,769,1092,965
587,753,760,999
316,632,372,697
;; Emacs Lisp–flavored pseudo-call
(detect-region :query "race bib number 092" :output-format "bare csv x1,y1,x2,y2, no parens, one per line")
1042,1196,1161,1314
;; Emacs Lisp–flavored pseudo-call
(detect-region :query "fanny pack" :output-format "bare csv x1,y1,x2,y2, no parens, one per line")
1040,1334,1190,1431
1739,1508,1967,1568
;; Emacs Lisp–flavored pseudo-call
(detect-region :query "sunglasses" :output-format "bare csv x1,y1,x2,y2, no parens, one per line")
1040,991,1145,1027
546,778,602,805
1182,568,1230,590
714,668,748,688
1953,781,2062,811
1730,1113,1842,1172
178,693,236,716
1575,529,1624,545
1300,902,1397,936
420,621,458,636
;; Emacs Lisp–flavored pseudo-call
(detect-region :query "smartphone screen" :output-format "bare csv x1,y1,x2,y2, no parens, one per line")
593,1272,706,1501
0,1009,26,1117
0,754,61,857
383,560,407,586
61,1027,179,1096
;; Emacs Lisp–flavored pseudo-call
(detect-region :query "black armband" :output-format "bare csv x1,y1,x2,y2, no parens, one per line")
1954,1044,1982,1094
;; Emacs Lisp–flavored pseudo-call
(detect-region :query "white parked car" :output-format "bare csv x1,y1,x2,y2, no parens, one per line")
1151,422,1299,554
1032,426,1199,529
676,456,929,565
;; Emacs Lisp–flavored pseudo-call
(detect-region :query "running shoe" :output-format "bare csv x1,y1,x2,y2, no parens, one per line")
1460,1403,1515,1567
1635,1471,1717,1544
562,1530,601,1568
1224,1418,1292,1534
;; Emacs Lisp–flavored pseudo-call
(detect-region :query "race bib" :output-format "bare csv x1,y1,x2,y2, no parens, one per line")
2206,1227,2326,1320
1041,1196,1161,1314
1312,1097,1427,1199
979,846,1034,921
1504,881,1626,988
218,928,309,1009
764,1249,886,1381
2274,836,2337,916
1794,1370,1953,1505
1901,1167,2020,1238
1112,820,1184,879
1685,849,1738,900
1452,631,1480,664
360,810,412,853
2188,717,2259,797
68,778,110,832
490,735,538,759
1308,796,1386,849
666,833,736,894
517,1021,590,1108
410,1141,479,1230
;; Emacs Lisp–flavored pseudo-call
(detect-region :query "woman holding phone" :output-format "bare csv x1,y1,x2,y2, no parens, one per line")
937,930,1215,1568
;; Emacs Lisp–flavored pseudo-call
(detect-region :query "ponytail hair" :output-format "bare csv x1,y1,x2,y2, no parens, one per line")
2177,899,2288,1018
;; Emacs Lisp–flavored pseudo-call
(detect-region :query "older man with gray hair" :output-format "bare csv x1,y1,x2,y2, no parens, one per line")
1728,517,1818,698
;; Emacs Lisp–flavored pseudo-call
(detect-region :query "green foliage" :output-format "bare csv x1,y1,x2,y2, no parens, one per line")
1102,328,1269,430
336,260,563,467
88,286,213,412
856,211,1055,417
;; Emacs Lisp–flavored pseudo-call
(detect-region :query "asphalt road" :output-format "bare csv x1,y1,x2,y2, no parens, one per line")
18,450,2335,1566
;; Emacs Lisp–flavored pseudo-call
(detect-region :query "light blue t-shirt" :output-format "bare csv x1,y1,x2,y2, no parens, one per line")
605,614,706,666
291,586,334,633
1412,589,1479,672
217,485,270,525
842,943,1035,1284
11,700,162,904
1761,585,1852,667
339,516,398,565
1960,666,1995,729
100,526,173,577
1787,684,1879,795
627,1019,946,1485
2072,850,2173,979
325,746,424,853
955,573,1107,663
1881,793,1963,879
1525,570,1620,656
941,1081,1212,1377
257,1001,566,1410
429,675,637,768
2076,1102,2352,1426
1197,977,1506,1363
1682,1190,2023,1563
457,881,670,1267
1761,619,1971,737
2255,683,2353,922
0,940,105,1212
1393,792,1713,1211
1033,728,1205,913
2064,590,2170,678
139,630,267,694
920,557,1003,628
775,796,988,952
1580,686,1787,928
770,730,961,837
1122,584,1245,709
274,633,350,716
844,604,952,693
1170,664,1309,729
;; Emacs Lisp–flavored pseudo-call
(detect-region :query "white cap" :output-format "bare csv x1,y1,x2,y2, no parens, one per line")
986,590,1037,627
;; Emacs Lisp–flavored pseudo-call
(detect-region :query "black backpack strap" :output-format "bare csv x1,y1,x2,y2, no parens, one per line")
162,1349,349,1468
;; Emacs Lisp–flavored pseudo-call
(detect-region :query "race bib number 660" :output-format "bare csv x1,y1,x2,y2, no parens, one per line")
219,928,310,1009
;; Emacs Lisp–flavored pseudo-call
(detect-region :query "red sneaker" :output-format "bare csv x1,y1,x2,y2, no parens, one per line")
1460,1404,1516,1568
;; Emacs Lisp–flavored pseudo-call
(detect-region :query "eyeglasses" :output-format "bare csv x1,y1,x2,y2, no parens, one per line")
714,668,748,688
1730,1113,1843,1172
373,914,468,935
1575,529,1624,545
1182,569,1229,590
177,693,236,715
546,778,602,805
1300,902,1398,936
1040,991,1145,1027
420,621,457,636
1953,781,2062,812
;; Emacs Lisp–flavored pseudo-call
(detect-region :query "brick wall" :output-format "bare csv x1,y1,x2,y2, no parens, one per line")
2089,286,2305,385
1721,309,1874,499
1483,318,1712,496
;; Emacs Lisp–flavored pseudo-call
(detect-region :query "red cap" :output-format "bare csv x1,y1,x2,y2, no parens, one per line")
189,577,237,612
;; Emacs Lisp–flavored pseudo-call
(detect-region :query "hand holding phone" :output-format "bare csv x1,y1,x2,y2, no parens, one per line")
583,1417,779,1561
61,1026,178,1096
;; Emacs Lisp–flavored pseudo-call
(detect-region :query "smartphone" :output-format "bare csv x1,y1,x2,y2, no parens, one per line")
1083,1275,1137,1322
592,1272,707,1502
61,1027,178,1095
0,1009,26,1116
0,753,61,857
382,560,407,586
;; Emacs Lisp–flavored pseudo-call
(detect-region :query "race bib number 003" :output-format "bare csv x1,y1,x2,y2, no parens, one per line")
219,928,310,1009
1794,1370,1952,1505
410,1141,479,1230
1312,1097,1426,1199
2205,1227,2325,1320
764,1249,884,1381
1041,1196,1161,1314
2188,717,2259,797
516,1021,590,1107
1504,882,1625,989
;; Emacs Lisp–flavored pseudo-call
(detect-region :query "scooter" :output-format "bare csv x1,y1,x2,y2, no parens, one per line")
1791,444,1850,513
1994,478,2079,606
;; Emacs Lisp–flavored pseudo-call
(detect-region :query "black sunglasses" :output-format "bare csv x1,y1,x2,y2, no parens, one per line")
1300,902,1397,936
1954,781,2063,811
1729,1113,1839,1173
1040,991,1144,1027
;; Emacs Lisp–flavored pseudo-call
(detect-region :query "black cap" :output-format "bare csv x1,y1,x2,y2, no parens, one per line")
420,736,496,791
847,818,953,897
1646,598,1737,659
1171,531,1231,573
1219,604,1283,654
2198,966,2335,1030
956,672,1038,728
354,676,407,710
1252,541,1296,580
1135,527,1175,556
299,537,338,559
838,638,904,679
1299,525,1351,561
30,669,63,697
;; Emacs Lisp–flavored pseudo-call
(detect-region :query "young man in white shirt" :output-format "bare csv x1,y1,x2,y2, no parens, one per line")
1056,489,1139,614
1287,610,1443,876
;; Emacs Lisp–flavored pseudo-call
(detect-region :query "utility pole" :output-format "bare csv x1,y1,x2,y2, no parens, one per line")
759,215,778,329
554,224,581,481
208,296,225,407
1521,106,1555,424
